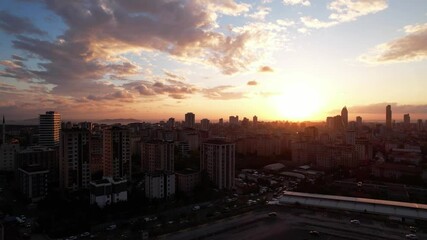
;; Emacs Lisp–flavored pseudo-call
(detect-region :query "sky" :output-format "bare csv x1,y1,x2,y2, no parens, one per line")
0,0,426,123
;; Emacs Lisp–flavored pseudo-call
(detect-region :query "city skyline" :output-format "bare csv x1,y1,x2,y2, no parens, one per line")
1,0,427,121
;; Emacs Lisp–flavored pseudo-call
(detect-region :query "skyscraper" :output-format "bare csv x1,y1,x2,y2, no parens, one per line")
386,105,392,129
103,126,131,180
253,115,258,125
39,111,61,147
184,112,195,128
200,139,235,189
341,106,348,129
59,128,91,191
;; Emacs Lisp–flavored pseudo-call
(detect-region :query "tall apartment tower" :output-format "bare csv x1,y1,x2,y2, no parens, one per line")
184,112,195,128
200,139,235,190
200,118,210,131
253,115,258,125
2,115,5,144
103,126,131,180
386,105,392,129
59,128,91,191
341,106,348,129
39,111,61,147
141,140,174,172
404,114,411,127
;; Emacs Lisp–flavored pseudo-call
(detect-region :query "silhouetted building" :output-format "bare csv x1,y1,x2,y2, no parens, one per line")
103,126,131,180
176,169,200,194
60,128,91,191
200,139,235,190
403,114,410,129
39,111,61,147
386,105,392,129
253,115,258,125
18,164,48,202
184,112,195,128
200,118,210,130
0,143,19,172
341,106,348,129
356,116,362,128
141,140,174,172
17,146,58,186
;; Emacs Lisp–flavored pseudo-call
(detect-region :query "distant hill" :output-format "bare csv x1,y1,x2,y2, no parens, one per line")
97,118,142,124
7,118,39,125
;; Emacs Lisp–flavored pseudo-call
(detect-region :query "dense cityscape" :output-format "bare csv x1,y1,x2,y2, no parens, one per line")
0,105,426,239
1,0,427,239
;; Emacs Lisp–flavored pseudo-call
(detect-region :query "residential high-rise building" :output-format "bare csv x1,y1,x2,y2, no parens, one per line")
356,116,362,128
59,128,91,191
184,112,195,128
341,106,348,129
103,126,131,180
253,115,258,125
404,114,411,127
17,146,59,186
166,118,175,129
141,140,174,172
39,111,61,147
2,115,5,144
417,119,424,131
17,164,48,202
200,139,235,189
200,118,210,130
386,105,392,129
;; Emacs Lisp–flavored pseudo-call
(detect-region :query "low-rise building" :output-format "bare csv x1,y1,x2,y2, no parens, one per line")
145,171,175,199
89,177,127,208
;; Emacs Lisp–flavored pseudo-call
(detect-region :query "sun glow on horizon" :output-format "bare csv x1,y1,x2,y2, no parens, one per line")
272,82,324,121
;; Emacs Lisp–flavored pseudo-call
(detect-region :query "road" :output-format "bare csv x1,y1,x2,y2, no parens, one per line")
156,206,427,240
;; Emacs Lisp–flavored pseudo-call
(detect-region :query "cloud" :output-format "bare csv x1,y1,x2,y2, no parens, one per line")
283,0,311,7
247,80,258,86
300,16,338,29
360,23,427,63
125,78,198,99
328,0,388,23
259,66,274,72
301,0,388,29
203,85,246,100
87,90,134,102
345,103,427,114
276,19,295,27
0,11,46,35
246,7,271,21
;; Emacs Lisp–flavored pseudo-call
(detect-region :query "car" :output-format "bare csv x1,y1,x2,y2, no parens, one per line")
409,226,417,233
268,212,277,217
309,230,320,236
405,234,418,239
192,205,200,211
80,232,90,237
106,224,116,230
350,219,360,224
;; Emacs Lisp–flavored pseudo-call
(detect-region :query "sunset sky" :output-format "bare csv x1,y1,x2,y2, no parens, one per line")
0,0,426,122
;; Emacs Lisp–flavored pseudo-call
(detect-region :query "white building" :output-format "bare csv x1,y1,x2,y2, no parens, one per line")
200,139,235,190
145,171,175,199
90,177,127,208
39,111,61,147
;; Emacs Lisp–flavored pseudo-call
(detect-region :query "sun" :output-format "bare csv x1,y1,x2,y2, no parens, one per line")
272,82,323,121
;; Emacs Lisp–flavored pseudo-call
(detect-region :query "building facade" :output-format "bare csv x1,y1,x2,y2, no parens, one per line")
39,111,61,147
103,127,131,180
200,139,235,190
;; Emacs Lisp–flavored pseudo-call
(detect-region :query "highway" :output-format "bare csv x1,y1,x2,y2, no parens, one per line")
156,206,427,240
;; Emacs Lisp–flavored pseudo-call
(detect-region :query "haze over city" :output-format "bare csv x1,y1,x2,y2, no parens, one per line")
1,0,427,122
